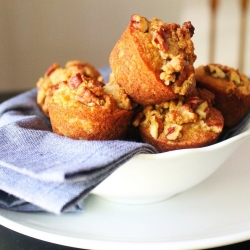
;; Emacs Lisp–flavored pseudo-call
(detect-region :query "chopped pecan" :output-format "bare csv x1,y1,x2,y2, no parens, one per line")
229,70,241,85
76,87,104,106
205,119,224,133
147,114,164,139
68,73,83,89
86,80,105,97
168,99,183,111
185,96,201,110
175,65,195,87
178,105,197,123
131,14,149,32
167,105,197,125
195,101,210,119
182,21,195,37
148,115,159,139
160,55,186,85
204,65,226,79
151,25,168,53
165,124,182,140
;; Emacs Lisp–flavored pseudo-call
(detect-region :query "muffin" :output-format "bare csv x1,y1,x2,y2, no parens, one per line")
132,88,224,152
37,60,103,117
195,64,250,127
109,14,197,105
47,73,134,140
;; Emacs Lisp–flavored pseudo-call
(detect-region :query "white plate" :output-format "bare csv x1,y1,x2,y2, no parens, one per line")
1,138,250,250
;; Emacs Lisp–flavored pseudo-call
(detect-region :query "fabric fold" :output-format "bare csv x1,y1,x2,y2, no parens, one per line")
0,87,157,214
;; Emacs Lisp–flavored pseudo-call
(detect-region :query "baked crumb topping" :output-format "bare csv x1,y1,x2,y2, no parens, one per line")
130,14,197,95
50,73,132,112
133,94,222,140
36,60,104,116
204,64,243,86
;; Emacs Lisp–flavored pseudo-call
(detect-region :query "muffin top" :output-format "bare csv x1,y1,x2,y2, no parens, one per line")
36,60,104,116
48,73,133,113
195,64,250,96
133,88,223,141
130,14,197,95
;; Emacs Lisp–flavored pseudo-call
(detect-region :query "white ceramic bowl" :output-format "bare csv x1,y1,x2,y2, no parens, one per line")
91,121,250,204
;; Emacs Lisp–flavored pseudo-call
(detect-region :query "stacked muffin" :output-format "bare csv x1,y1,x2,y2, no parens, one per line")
109,14,224,152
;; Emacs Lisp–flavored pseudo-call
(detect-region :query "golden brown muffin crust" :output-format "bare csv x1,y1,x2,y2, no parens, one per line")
48,75,133,140
110,14,197,105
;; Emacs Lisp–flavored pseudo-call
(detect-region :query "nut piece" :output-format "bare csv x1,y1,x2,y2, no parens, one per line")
178,105,197,123
76,87,104,106
160,55,185,85
165,124,182,140
168,99,184,111
131,14,149,32
205,119,224,133
148,115,159,139
185,96,200,110
182,21,195,38
166,104,197,125
204,64,243,86
205,64,226,79
68,73,83,89
151,25,168,53
195,101,209,119
229,70,241,85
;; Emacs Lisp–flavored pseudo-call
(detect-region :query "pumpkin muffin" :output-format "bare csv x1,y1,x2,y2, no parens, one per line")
132,88,224,152
47,74,134,140
109,14,197,105
195,64,250,127
37,60,103,117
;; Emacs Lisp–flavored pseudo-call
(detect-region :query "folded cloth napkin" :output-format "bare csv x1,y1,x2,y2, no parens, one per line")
0,67,159,214
0,88,158,214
